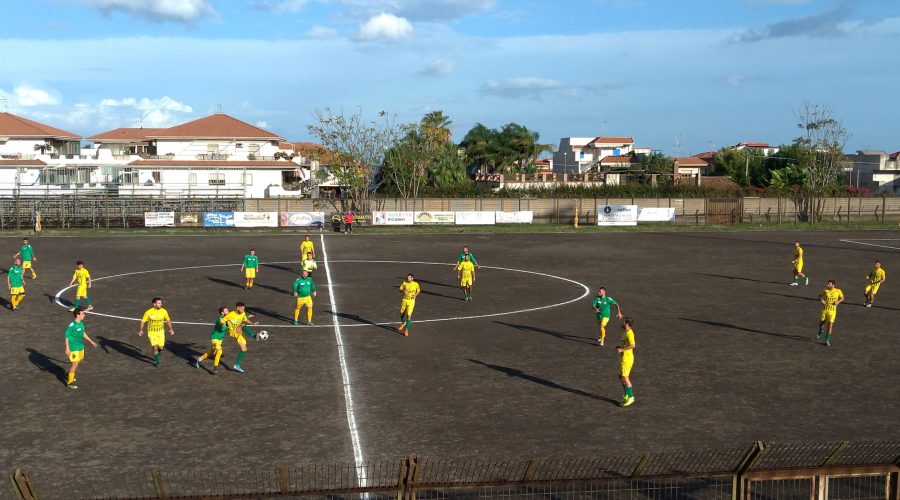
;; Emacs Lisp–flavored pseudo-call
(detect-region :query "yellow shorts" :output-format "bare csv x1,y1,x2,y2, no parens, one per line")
820,309,836,323
231,333,247,345
245,268,256,279
619,356,634,377
10,286,24,295
460,276,472,287
208,339,223,352
598,317,610,327
296,296,313,308
865,284,881,296
148,331,165,347
22,261,32,270
69,350,85,363
76,287,88,298
400,298,416,317
794,262,803,273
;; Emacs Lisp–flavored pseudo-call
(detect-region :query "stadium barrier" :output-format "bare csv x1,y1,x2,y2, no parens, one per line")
9,440,899,499
2,196,900,230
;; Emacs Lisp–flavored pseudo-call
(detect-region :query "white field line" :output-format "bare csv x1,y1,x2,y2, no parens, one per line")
321,235,367,489
52,260,590,328
840,239,900,251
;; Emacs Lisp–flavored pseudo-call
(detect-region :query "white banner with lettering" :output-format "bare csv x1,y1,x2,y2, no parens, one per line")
597,205,638,226
637,207,676,222
144,211,175,227
413,211,456,225
455,211,496,225
372,211,415,226
495,211,534,224
234,211,279,228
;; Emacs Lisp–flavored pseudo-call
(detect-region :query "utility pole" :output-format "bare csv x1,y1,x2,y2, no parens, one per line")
745,154,750,184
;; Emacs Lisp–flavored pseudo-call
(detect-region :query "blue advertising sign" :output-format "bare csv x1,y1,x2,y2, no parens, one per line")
203,212,235,227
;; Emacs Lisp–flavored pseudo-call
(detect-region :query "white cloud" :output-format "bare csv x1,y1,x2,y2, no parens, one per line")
12,86,60,106
306,25,338,38
480,77,562,99
418,59,454,77
356,13,414,41
335,0,494,22
253,0,309,13
726,74,746,86
76,0,215,23
256,121,269,128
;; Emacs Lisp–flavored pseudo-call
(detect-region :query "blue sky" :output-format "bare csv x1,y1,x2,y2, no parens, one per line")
1,0,898,154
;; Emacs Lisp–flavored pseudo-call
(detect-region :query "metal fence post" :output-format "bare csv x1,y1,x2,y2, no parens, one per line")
278,466,288,494
9,469,38,500
151,469,165,498
402,455,418,500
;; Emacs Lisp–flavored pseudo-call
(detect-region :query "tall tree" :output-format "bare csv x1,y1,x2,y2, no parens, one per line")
790,102,850,222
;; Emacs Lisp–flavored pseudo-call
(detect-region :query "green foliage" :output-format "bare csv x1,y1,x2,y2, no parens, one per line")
461,122,551,173
639,153,674,173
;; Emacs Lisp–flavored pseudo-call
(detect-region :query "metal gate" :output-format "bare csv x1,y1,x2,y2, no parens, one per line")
707,198,743,224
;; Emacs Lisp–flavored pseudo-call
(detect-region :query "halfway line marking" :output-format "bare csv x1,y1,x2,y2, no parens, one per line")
321,235,367,489
840,239,900,251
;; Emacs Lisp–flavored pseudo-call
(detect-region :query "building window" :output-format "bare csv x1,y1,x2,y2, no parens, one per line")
151,171,161,183
248,144,260,155
189,173,197,186
579,152,585,159
207,143,219,154
209,173,225,185
243,173,253,185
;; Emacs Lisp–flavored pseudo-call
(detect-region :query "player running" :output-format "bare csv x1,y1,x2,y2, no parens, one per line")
68,261,93,311
864,261,886,308
617,318,637,407
195,307,230,374
241,249,259,289
817,280,844,346
456,254,476,301
65,309,97,389
223,302,258,373
8,257,25,311
397,273,421,337
592,287,623,346
138,297,175,366
13,237,37,279
791,241,808,286
454,246,481,269
301,252,317,277
292,270,317,325
300,235,315,262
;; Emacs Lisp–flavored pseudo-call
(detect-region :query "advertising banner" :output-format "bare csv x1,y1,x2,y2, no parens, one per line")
144,211,175,227
455,211,496,225
372,211,415,226
597,205,638,226
413,211,456,225
329,212,373,226
637,207,676,222
280,211,326,228
203,212,235,228
234,212,279,228
177,212,202,227
495,211,534,224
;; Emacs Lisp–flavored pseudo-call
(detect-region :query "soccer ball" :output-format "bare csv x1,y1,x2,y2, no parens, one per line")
257,331,269,340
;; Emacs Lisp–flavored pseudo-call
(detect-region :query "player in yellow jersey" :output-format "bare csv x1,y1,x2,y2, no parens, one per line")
791,241,808,286
817,280,844,346
68,261,93,311
456,254,476,301
138,297,174,366
616,318,636,407
300,235,315,262
864,260,886,308
223,302,259,373
397,273,420,337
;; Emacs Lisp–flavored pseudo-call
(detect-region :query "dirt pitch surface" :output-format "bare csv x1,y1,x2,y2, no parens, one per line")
2,230,898,481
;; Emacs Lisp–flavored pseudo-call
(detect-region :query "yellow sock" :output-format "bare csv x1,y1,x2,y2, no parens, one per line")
198,352,209,361
213,350,222,366
294,309,300,321
600,326,606,342
67,372,75,384
307,307,313,322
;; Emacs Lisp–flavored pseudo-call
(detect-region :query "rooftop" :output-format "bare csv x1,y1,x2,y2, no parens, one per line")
87,128,165,142
0,112,81,140
147,114,283,140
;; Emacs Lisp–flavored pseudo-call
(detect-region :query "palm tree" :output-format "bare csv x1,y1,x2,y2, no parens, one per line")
420,111,452,149
33,143,51,155
461,123,497,173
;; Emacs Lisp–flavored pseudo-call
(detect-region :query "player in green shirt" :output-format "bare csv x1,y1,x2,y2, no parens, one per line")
591,287,623,346
292,270,317,325
8,257,25,311
454,246,480,269
65,309,97,389
13,237,37,279
195,307,230,374
240,249,259,289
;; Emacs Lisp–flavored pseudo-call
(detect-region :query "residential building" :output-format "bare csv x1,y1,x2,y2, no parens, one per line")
845,150,900,193
732,142,780,157
674,157,712,185
553,136,634,174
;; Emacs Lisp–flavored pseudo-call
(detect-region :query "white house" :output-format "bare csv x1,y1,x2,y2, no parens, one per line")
845,150,900,193
732,142,780,157
553,136,634,174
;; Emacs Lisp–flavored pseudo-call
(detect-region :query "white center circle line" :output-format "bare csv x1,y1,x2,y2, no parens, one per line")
53,260,591,328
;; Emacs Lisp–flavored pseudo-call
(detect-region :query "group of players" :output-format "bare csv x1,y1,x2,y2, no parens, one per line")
790,240,887,346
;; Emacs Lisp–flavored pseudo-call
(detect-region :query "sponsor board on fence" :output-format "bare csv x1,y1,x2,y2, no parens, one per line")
495,211,534,224
414,211,456,225
455,211,496,225
177,212,202,227
144,211,175,227
280,212,326,228
372,211,415,226
234,212,279,228
203,212,235,228
637,207,676,222
329,212,373,226
597,205,638,226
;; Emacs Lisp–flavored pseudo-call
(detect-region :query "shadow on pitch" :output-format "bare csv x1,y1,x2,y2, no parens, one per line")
692,272,785,286
207,276,245,290
254,283,293,295
329,311,401,334
97,336,155,365
165,340,202,365
495,321,597,346
468,359,619,406
262,263,298,274
679,317,818,344
246,305,293,324
419,289,464,301
26,348,67,384
398,276,456,289
754,290,900,311
0,296,11,311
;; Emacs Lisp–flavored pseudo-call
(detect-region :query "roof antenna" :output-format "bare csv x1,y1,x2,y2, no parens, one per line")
0,96,8,111
216,102,224,114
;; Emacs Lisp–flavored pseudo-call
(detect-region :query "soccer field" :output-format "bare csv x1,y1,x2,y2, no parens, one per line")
2,230,898,491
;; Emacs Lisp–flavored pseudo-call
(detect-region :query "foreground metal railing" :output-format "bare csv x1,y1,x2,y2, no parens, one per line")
9,440,899,499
